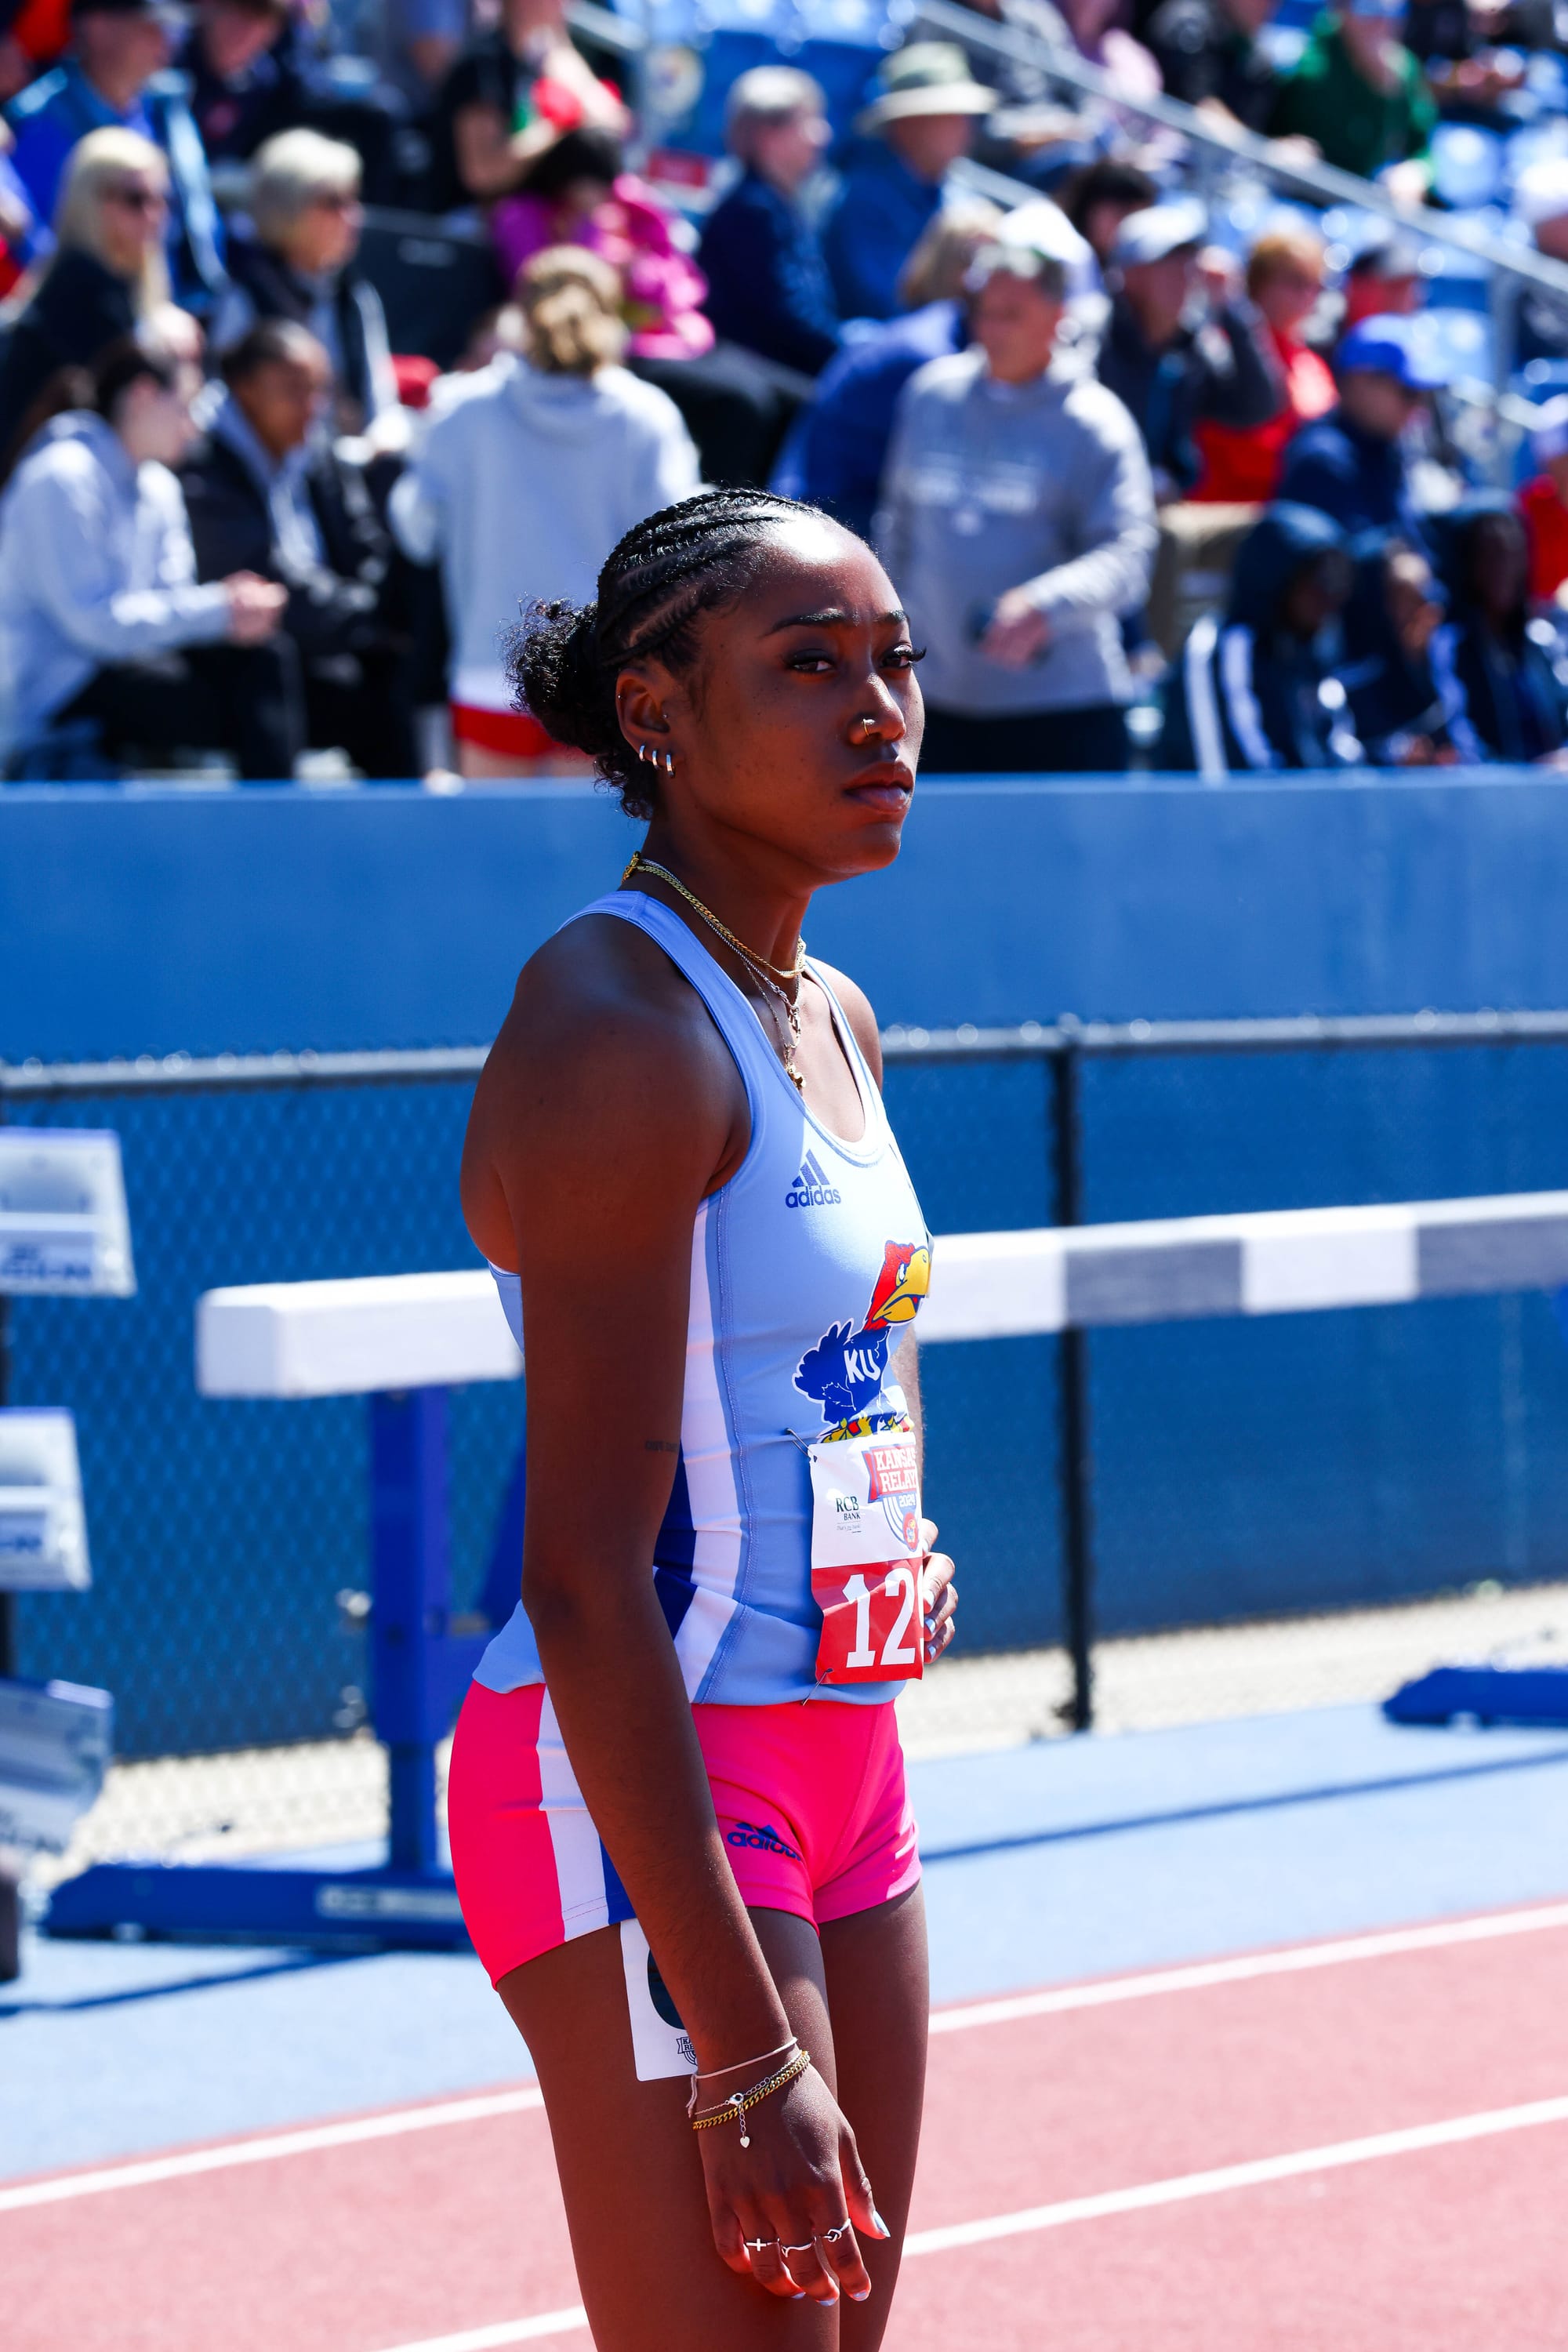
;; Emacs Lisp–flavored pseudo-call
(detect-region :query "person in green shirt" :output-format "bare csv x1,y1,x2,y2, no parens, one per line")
1268,0,1437,187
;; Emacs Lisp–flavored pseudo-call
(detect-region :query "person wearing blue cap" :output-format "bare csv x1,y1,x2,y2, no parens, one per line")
1276,313,1446,549
1098,198,1280,501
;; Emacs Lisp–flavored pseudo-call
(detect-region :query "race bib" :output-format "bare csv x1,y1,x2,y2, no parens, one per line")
807,1424,924,1686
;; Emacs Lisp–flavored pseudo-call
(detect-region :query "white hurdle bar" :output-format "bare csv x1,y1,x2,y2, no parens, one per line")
196,1190,1568,1399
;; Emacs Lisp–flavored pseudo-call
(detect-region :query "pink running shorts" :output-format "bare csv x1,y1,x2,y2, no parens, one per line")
448,1681,921,1988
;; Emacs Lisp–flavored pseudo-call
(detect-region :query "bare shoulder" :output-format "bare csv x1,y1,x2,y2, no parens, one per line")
462,911,747,1265
810,957,884,1089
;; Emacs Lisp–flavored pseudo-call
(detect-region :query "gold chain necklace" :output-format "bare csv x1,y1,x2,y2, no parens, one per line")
622,854,806,985
622,852,810,1094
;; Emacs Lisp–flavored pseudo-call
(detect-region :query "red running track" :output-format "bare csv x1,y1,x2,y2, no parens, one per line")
8,1904,1568,2352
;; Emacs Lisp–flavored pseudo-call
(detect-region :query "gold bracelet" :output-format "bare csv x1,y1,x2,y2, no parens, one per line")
690,2047,811,2149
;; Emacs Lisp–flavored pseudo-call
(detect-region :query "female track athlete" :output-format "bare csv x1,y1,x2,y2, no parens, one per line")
450,486,958,2349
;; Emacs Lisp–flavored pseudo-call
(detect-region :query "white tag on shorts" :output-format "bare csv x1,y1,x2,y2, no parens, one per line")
621,1917,697,2082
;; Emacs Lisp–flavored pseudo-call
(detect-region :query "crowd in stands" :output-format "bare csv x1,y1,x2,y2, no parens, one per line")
2,0,1568,780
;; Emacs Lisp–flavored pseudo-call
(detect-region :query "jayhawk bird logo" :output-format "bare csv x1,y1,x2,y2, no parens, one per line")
793,1240,931,1428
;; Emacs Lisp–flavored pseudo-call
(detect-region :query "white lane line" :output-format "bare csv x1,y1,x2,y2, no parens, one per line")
11,1900,1568,2216
927,1899,1568,2036
368,2309,590,2350
368,2092,1568,2352
0,2086,546,2215
902,2092,1568,2256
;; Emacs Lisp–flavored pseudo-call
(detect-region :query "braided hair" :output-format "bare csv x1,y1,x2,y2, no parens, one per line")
506,487,831,818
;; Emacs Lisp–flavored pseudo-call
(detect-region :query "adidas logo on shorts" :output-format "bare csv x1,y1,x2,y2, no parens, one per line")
785,1150,841,1210
726,1820,802,1860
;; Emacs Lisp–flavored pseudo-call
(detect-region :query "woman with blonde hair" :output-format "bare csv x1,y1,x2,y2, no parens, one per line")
391,245,700,777
0,125,169,470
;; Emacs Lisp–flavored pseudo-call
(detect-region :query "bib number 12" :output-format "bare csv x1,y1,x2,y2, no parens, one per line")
840,1565,920,1673
806,1426,924,1686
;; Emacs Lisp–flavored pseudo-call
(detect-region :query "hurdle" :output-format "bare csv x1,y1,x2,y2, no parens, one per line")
42,1188,1568,1951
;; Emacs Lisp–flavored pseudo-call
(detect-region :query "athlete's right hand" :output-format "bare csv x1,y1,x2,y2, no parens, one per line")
698,2060,889,2305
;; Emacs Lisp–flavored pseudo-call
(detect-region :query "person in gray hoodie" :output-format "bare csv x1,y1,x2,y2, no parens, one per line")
391,245,701,778
0,334,292,779
875,238,1156,775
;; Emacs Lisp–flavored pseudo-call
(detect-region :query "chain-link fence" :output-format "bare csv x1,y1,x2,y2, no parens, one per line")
7,1016,1568,1867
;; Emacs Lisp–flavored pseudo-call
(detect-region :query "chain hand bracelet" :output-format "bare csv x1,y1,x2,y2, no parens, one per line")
689,2045,811,2149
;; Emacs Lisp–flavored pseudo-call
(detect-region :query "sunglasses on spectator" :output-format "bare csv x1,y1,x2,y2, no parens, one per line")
105,183,166,212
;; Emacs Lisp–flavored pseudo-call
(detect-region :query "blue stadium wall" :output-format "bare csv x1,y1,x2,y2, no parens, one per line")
6,775,1568,1754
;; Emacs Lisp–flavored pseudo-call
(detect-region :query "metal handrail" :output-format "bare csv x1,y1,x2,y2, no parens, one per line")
7,1010,1568,1093
913,0,1568,308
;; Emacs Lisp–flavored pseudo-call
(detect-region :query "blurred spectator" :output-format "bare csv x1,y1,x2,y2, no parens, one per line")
698,67,837,377
1193,224,1334,501
1519,399,1568,603
429,0,627,214
211,129,398,439
1336,229,1423,336
390,246,699,777
1512,161,1568,373
785,199,1004,539
493,129,711,363
1276,314,1444,542
1267,0,1436,187
179,0,303,170
1339,531,1474,760
0,332,295,777
0,123,165,471
1145,0,1280,133
1403,0,1524,118
1430,492,1568,760
368,0,467,109
1059,156,1157,273
1098,198,1279,501
877,240,1156,774
822,45,995,324
1160,502,1359,771
1058,0,1164,102
495,122,815,485
179,320,416,777
5,0,225,308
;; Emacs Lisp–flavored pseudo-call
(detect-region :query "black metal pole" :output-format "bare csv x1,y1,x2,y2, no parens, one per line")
1051,1033,1094,1732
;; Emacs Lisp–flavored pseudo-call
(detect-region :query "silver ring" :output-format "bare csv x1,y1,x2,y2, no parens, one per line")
744,2237,779,2253
818,2220,853,2245
780,2241,816,2257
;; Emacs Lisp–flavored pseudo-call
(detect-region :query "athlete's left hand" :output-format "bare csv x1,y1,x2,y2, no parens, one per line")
920,1519,956,1665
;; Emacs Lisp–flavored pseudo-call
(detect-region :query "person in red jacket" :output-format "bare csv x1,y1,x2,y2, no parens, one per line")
1519,400,1568,603
1193,223,1336,504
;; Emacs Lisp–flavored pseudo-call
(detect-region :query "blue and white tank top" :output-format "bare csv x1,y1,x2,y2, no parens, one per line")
474,891,932,1707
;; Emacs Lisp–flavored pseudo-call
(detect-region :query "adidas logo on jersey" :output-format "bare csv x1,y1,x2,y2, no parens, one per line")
786,1151,841,1209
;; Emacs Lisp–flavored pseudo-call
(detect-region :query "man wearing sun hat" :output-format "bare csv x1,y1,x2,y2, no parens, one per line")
822,42,994,322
